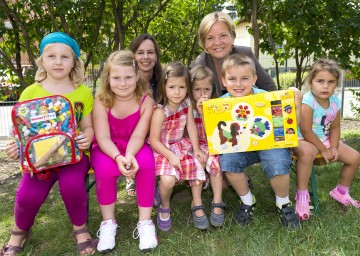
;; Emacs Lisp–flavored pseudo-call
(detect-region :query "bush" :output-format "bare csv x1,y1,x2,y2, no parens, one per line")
0,70,21,102
350,88,360,118
274,72,308,90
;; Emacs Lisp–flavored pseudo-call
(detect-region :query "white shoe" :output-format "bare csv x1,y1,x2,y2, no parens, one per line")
96,219,118,253
133,219,158,251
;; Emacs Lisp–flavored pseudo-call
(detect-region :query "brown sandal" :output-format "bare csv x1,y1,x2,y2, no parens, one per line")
72,228,98,255
0,229,31,256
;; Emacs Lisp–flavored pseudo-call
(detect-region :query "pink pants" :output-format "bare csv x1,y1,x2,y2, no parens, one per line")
91,144,155,207
14,155,90,230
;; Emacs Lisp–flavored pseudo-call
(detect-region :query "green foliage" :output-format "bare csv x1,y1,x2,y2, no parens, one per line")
350,89,360,118
275,72,296,89
239,0,360,90
0,69,23,101
0,0,220,89
275,71,308,90
347,66,360,80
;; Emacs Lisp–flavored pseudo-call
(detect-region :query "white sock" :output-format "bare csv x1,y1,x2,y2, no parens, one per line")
240,190,254,205
276,195,291,207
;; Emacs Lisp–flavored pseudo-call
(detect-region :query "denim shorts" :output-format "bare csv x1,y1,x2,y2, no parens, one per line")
219,148,291,178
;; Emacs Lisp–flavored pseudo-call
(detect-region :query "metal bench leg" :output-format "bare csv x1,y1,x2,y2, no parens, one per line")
310,167,320,215
85,172,96,223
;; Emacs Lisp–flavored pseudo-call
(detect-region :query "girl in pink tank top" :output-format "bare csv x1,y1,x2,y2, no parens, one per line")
91,50,157,253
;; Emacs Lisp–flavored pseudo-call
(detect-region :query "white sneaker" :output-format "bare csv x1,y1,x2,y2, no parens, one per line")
96,219,118,253
133,219,158,251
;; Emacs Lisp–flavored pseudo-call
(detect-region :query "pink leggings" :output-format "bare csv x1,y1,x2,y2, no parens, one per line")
96,169,155,207
92,145,155,207
14,155,90,230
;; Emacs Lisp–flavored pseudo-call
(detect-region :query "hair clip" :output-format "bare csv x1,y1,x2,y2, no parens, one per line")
165,74,168,80
132,59,136,68
190,70,198,83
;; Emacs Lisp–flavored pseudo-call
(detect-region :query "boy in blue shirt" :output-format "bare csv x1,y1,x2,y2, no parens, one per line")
219,54,301,229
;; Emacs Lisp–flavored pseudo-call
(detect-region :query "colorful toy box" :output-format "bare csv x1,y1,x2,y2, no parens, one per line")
11,95,82,176
202,90,298,155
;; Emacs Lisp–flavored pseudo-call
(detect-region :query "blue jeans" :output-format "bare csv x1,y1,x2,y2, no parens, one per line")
219,148,291,178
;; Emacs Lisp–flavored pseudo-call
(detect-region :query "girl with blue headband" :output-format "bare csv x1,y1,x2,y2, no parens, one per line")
2,32,98,255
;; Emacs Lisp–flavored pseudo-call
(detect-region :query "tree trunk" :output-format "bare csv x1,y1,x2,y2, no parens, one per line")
251,0,260,59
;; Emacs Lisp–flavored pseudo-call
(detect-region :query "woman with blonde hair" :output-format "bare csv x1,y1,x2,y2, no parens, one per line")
190,12,276,96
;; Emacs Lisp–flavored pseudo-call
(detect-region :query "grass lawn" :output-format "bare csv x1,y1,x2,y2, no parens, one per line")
0,131,359,256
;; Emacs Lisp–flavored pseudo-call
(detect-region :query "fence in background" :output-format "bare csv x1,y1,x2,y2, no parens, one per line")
0,102,15,138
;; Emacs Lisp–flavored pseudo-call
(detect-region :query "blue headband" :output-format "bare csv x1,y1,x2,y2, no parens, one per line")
39,32,81,58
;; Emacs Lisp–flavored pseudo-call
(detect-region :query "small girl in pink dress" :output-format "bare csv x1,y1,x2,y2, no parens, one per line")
149,62,207,231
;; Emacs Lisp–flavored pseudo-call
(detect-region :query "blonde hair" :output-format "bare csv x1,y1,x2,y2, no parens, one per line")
222,54,256,77
190,65,218,109
305,58,341,88
156,62,191,106
198,12,236,50
35,44,85,86
97,50,150,108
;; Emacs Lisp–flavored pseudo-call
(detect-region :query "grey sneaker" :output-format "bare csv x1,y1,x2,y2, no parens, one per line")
191,205,209,230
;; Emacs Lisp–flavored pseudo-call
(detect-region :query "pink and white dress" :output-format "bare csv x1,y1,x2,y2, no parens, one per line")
153,98,205,186
193,110,221,177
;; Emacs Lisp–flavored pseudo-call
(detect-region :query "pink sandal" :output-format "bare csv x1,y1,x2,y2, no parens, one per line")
295,193,311,221
329,188,360,208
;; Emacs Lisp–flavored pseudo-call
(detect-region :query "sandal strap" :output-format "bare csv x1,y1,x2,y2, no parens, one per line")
126,179,135,189
211,202,226,209
191,205,205,212
157,206,171,213
10,229,30,236
76,238,99,253
72,227,89,236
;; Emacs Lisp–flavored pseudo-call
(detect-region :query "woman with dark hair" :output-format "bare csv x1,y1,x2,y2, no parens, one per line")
126,34,162,197
129,33,162,100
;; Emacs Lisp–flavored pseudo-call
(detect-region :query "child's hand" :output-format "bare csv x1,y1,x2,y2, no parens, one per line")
124,152,139,178
289,87,302,109
116,155,139,178
196,96,209,115
168,153,182,172
320,148,335,164
75,132,91,150
5,140,19,160
194,149,205,164
329,147,339,162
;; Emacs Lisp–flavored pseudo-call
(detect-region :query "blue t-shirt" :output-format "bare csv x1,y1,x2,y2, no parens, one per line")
220,87,266,98
298,91,341,142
